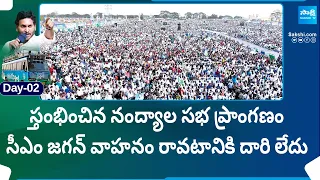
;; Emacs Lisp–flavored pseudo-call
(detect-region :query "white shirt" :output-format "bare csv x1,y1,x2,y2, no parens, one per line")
106,94,113,100
40,93,47,100
45,93,52,100
2,33,56,55
65,75,71,83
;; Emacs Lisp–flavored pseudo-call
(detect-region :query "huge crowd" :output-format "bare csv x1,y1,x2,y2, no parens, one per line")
40,19,283,100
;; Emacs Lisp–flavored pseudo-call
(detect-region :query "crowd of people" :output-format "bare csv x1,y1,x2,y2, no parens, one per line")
223,21,282,52
40,18,283,100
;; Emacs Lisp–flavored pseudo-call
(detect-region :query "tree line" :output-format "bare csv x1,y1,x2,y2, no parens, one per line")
41,10,244,20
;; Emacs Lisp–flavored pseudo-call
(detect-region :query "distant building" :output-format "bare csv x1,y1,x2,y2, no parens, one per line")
270,9,282,23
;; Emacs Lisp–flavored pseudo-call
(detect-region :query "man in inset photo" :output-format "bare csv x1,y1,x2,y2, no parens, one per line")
1,10,56,56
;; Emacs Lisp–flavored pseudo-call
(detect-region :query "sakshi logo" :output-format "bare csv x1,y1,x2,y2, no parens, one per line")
298,6,317,24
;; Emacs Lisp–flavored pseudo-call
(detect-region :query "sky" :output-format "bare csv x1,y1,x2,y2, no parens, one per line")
40,4,282,18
